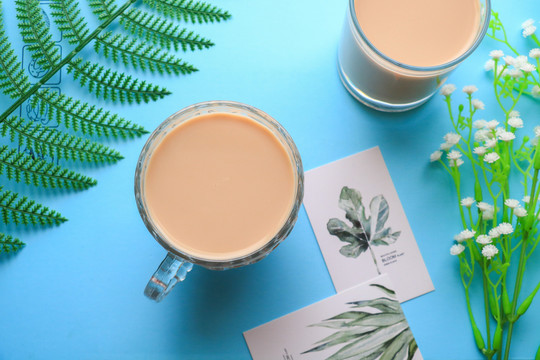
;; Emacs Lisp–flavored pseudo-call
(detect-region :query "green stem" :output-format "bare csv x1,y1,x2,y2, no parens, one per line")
483,262,493,357
0,0,137,123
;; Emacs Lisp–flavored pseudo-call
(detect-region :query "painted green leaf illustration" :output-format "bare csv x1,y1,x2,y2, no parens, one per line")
303,284,418,360
327,187,401,274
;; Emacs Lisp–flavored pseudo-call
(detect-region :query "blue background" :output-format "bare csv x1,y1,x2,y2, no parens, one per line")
1,0,540,359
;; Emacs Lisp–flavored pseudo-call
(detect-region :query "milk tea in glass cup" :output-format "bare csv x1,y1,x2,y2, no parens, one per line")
134,101,304,302
338,0,491,112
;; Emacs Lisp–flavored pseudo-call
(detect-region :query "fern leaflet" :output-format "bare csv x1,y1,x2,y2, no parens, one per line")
0,145,97,190
1,116,123,163
15,0,61,70
50,0,90,45
67,58,171,103
0,233,25,253
0,186,67,226
0,2,30,98
142,0,231,24
95,31,198,75
31,89,148,138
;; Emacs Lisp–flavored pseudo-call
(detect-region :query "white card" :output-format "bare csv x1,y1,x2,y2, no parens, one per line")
244,274,423,360
303,147,434,302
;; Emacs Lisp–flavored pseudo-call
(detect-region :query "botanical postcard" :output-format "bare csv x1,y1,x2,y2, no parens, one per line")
244,274,422,360
303,147,434,302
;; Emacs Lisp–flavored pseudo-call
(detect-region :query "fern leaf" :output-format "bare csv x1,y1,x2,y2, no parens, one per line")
95,31,198,75
0,233,25,253
0,1,31,98
0,116,123,163
0,186,67,226
31,89,148,138
0,145,97,190
67,58,171,104
16,0,61,70
50,0,90,45
90,0,214,51
142,0,231,24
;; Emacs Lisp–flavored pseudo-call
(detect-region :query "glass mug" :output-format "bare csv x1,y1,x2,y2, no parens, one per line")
134,101,304,302
337,0,491,112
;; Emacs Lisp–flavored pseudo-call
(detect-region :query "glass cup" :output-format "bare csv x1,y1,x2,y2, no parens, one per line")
337,0,491,112
134,101,304,302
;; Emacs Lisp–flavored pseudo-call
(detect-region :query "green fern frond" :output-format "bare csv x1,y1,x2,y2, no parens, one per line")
0,116,123,163
95,31,198,75
142,0,231,24
0,186,67,226
0,233,25,253
31,89,148,138
90,0,214,51
0,1,31,98
15,0,61,70
67,58,171,103
0,145,97,190
50,0,90,45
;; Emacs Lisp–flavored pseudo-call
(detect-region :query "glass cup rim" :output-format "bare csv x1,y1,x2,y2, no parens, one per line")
134,100,304,270
348,0,492,72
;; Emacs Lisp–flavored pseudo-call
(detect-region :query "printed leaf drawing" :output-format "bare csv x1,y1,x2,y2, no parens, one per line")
303,283,418,360
327,186,401,274
0,0,230,253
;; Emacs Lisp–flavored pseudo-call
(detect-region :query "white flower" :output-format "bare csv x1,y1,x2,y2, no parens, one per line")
523,25,536,38
509,69,523,78
504,199,520,209
483,210,495,220
482,244,499,260
475,129,492,142
523,195,531,203
486,120,499,130
495,127,505,137
490,50,505,60
489,227,500,238
504,56,515,66
478,202,494,212
508,117,523,128
454,229,476,242
474,146,488,156
473,119,488,129
485,138,498,149
530,48,540,59
440,142,453,151
450,244,466,256
532,137,539,147
430,150,443,162
461,197,475,207
498,131,516,142
472,99,485,110
534,126,540,137
497,222,514,235
441,84,456,96
509,110,520,118
532,85,540,98
476,235,492,245
444,132,461,145
484,152,500,164
515,56,529,68
522,19,535,29
463,85,478,95
514,207,527,218
450,159,464,167
447,150,462,160
484,59,495,71
520,63,536,73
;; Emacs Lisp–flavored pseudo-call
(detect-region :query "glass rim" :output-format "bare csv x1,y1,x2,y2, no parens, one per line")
348,0,492,72
134,100,304,270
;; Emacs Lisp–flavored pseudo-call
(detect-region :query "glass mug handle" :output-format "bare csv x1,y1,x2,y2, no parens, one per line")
144,252,193,302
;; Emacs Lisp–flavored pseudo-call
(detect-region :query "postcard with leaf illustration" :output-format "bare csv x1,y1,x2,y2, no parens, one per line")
244,274,422,360
303,147,433,302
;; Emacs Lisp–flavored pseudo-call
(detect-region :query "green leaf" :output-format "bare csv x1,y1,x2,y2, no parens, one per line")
348,297,401,313
379,329,413,360
50,0,90,45
142,0,231,24
369,195,389,235
0,145,97,190
0,233,25,253
327,218,369,258
0,186,67,226
370,283,397,298
338,186,368,229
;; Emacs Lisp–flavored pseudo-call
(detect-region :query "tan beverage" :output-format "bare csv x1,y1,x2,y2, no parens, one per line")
338,0,489,111
143,112,296,261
